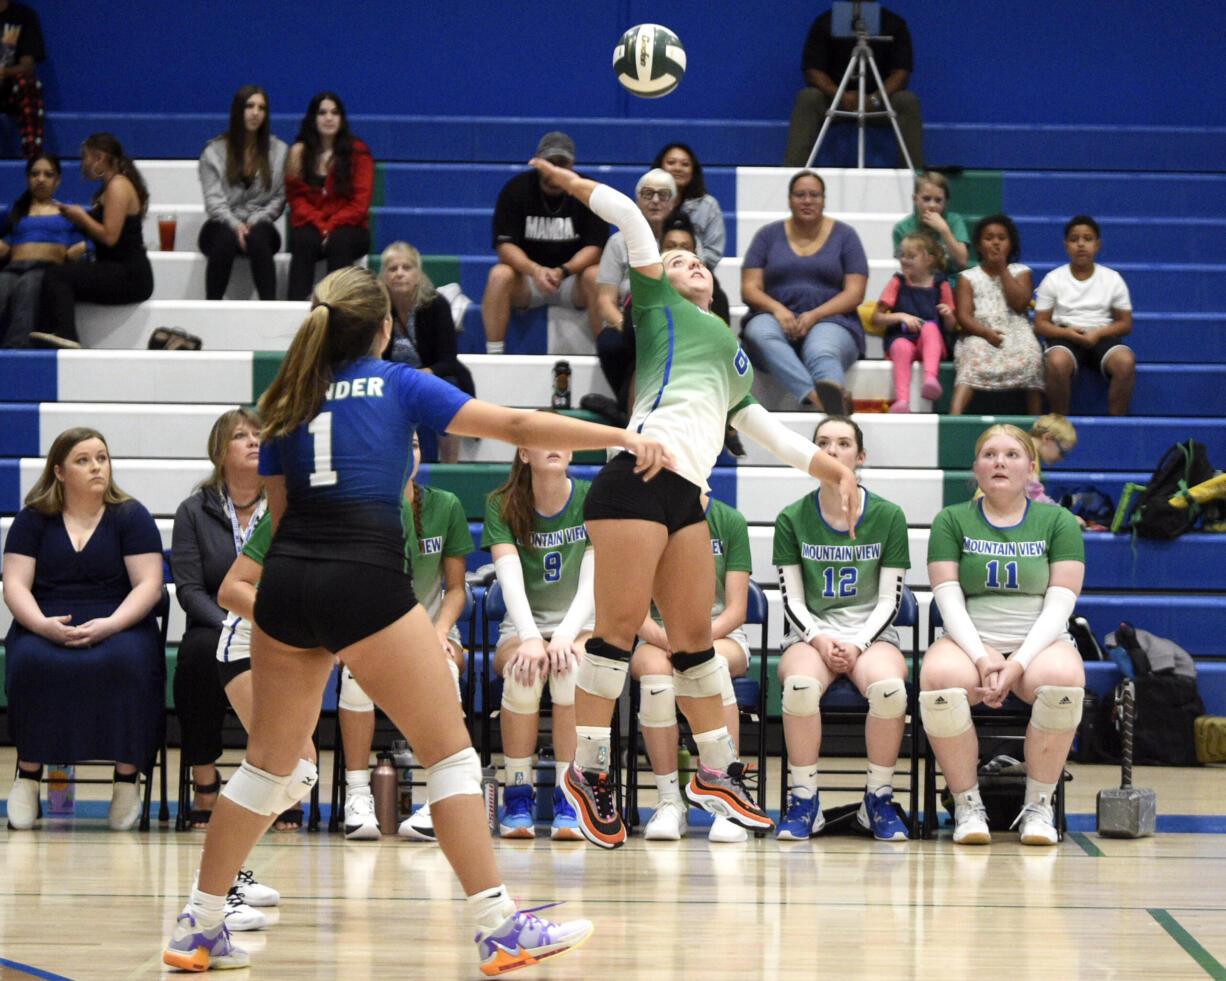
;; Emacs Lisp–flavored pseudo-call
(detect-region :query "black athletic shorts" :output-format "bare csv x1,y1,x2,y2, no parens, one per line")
254,554,418,654
1045,336,1131,377
583,451,706,533
217,656,250,689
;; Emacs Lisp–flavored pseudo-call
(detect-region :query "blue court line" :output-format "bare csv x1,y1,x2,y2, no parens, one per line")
1148,909,1226,980
0,957,75,981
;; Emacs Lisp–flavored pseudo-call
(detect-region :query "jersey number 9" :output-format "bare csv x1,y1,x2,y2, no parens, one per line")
543,550,562,583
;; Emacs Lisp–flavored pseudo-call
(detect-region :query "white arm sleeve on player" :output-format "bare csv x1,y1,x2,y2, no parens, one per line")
778,564,820,642
589,184,661,268
553,548,595,642
1011,586,1078,670
493,554,542,643
729,403,816,474
932,580,991,664
851,567,905,652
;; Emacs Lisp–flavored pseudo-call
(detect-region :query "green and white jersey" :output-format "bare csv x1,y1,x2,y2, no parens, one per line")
626,268,755,491
482,478,593,635
927,499,1084,649
401,484,473,620
650,497,752,626
216,513,274,664
773,489,910,643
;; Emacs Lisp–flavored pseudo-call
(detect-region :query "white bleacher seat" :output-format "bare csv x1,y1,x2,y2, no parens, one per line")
139,160,203,204
35,404,239,457
149,252,293,301
735,167,913,221
78,300,306,350
15,459,210,517
728,413,939,468
734,467,943,526
715,256,898,312
56,351,256,403
734,212,900,259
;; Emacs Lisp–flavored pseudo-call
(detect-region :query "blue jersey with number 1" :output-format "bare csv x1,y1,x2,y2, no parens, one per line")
260,356,471,570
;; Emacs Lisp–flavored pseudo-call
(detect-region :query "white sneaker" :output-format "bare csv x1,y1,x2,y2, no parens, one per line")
708,815,748,842
7,774,40,829
398,801,436,841
108,780,142,831
224,886,268,931
643,798,688,841
343,789,381,840
232,868,280,907
952,803,991,845
1013,798,1058,846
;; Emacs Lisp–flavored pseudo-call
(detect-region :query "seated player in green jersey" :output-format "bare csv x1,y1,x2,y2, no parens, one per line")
483,445,594,841
921,424,1086,847
630,494,753,843
774,416,912,842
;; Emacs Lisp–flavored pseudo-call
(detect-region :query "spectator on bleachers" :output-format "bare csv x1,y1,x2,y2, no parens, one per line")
782,5,923,169
481,131,608,354
950,214,1043,415
740,170,868,414
631,492,752,843
1034,215,1135,416
36,133,153,348
0,153,86,348
892,171,970,273
284,91,372,301
0,0,46,159
169,408,265,829
3,427,164,831
1027,414,1077,505
197,85,287,301
774,415,912,842
922,423,1085,846
379,241,474,463
650,142,725,269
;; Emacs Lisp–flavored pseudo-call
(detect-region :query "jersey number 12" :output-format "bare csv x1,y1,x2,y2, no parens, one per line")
308,412,339,487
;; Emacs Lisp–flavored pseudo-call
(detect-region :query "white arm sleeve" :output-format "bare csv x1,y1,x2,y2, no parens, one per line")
778,564,819,642
932,580,991,664
850,568,905,652
1011,586,1078,670
730,403,816,473
493,554,542,643
553,548,595,642
589,184,661,268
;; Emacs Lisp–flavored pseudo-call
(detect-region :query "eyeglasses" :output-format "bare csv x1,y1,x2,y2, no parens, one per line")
790,190,824,201
638,187,673,202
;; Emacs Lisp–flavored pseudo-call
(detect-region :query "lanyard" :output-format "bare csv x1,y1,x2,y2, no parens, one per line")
224,490,265,556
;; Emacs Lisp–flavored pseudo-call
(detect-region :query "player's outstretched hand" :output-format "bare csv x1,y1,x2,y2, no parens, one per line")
529,156,578,193
837,468,860,539
624,433,675,480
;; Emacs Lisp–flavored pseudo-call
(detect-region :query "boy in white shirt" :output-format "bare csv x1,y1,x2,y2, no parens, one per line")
1034,215,1135,415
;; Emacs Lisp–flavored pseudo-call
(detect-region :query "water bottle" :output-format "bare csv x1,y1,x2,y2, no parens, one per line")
551,360,571,409
47,764,75,815
481,765,499,835
372,753,399,835
390,740,415,816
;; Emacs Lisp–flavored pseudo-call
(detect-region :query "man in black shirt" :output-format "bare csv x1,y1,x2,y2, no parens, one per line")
0,0,45,159
481,132,609,353
782,5,923,169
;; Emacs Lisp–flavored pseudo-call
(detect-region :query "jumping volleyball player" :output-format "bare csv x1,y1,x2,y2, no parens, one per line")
526,157,861,848
162,266,672,975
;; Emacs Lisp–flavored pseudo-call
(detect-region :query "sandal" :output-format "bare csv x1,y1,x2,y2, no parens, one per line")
274,806,303,832
190,776,221,829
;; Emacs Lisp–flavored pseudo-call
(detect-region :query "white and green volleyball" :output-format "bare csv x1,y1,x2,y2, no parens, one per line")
612,24,686,98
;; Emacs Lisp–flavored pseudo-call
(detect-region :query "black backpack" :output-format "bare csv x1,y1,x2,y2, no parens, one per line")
1112,440,1215,540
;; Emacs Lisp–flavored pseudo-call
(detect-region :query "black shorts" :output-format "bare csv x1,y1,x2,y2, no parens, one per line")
583,451,706,534
217,656,250,689
254,554,418,654
1045,336,1131,377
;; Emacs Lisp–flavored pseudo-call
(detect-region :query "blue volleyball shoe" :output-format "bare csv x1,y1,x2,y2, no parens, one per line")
858,789,910,841
776,792,825,840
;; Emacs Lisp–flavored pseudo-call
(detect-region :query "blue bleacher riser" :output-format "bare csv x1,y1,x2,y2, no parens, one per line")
1041,419,1226,473
0,351,57,402
0,406,39,456
1074,595,1226,659
1026,473,1150,504
0,460,19,512
1065,365,1226,418
1002,172,1226,220
1083,662,1226,716
1126,316,1226,364
1025,261,1223,312
1011,216,1223,264
1080,534,1226,591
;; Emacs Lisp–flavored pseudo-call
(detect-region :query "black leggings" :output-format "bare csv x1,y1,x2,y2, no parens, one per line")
286,224,370,301
173,626,229,767
198,219,281,301
40,255,154,343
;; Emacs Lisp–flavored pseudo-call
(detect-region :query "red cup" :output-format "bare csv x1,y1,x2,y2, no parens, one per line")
157,214,176,251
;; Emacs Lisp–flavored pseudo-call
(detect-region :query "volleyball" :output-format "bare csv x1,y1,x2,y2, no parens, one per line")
612,24,686,98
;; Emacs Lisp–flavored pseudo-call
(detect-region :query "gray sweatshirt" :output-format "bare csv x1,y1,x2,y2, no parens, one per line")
197,135,288,231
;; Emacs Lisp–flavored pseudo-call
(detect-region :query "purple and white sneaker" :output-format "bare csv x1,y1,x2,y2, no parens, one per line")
162,910,250,972
476,906,593,976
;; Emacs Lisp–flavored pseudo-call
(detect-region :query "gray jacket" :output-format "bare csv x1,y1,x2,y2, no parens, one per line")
198,135,288,231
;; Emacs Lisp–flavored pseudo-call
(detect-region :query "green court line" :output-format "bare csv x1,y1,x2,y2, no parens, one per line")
1068,831,1104,857
1149,908,1226,979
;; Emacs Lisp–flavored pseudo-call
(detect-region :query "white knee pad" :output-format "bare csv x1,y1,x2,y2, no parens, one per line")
221,757,318,816
338,668,374,713
548,668,576,707
425,747,482,803
866,679,907,720
501,669,546,715
919,688,973,738
637,674,677,729
1030,685,1085,733
717,656,736,708
673,657,723,699
781,675,822,717
576,652,629,701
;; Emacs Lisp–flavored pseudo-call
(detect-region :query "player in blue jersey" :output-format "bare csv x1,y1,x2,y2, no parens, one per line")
162,266,671,976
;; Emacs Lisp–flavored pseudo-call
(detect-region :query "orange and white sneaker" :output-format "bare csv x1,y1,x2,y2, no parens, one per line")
163,910,250,972
685,761,774,832
476,906,593,976
560,763,625,849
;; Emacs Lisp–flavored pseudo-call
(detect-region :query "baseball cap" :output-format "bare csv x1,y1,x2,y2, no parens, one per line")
536,131,575,165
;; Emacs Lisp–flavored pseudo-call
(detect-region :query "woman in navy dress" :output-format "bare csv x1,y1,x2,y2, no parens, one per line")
3,427,164,831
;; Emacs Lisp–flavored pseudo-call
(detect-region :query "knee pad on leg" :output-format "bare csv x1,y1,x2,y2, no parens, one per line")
501,670,546,715
637,674,677,728
221,758,318,817
576,637,631,700
1030,685,1084,733
425,747,482,803
672,649,722,699
919,688,972,738
548,668,576,707
338,668,375,712
716,656,737,708
866,679,907,720
781,675,822,717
